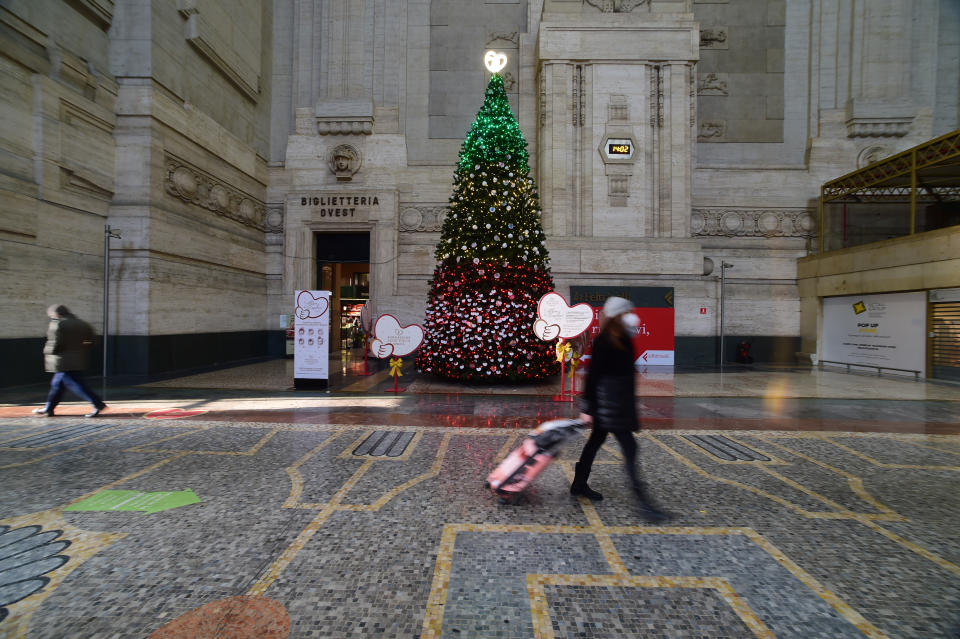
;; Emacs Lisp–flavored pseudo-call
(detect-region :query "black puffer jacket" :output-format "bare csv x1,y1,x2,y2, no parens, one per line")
579,331,638,433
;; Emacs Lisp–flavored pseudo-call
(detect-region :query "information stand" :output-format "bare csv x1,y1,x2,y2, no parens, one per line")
293,290,331,390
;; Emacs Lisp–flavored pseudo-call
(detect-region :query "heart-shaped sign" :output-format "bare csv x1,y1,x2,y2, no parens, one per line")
296,291,329,319
484,50,508,73
369,339,395,359
533,319,560,341
145,408,208,420
372,314,424,357
534,292,594,340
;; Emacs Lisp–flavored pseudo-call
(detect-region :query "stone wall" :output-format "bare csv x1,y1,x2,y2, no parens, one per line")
0,0,275,386
0,1,118,386
107,0,274,378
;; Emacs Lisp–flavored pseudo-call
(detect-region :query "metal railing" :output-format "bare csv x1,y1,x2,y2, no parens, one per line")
817,360,921,381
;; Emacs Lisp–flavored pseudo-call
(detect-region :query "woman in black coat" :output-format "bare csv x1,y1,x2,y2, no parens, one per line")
571,296,669,523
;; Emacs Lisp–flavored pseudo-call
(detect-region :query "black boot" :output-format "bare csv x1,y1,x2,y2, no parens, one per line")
632,480,670,523
570,462,603,501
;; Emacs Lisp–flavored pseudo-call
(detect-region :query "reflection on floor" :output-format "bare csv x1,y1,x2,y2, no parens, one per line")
0,357,958,637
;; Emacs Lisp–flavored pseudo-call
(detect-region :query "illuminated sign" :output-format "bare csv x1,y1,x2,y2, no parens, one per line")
601,137,635,162
608,143,631,155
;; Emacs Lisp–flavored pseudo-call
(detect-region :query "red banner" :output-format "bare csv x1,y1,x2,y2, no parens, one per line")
582,305,675,366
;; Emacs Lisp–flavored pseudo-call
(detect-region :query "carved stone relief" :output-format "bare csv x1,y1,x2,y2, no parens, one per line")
608,175,629,207
697,72,728,96
265,204,284,234
700,28,728,49
698,120,726,140
487,32,519,47
585,0,649,12
539,71,546,126
502,72,516,92
846,119,912,138
649,65,663,128
691,208,816,238
856,145,892,168
164,155,266,230
399,205,448,232
608,95,628,122
327,144,361,181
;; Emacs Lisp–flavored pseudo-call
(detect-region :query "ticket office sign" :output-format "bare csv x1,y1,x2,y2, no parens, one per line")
294,290,331,384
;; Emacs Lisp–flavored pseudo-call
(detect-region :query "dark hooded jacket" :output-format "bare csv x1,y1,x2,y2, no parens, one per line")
579,330,638,433
43,315,95,372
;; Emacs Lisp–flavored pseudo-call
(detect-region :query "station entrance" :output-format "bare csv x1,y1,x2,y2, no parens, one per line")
316,232,370,353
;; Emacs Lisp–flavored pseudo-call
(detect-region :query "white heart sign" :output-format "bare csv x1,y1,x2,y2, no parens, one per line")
296,291,329,319
484,50,508,73
372,314,424,357
535,292,594,340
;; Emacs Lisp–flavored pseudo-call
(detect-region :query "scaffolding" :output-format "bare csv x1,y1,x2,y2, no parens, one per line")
819,129,960,253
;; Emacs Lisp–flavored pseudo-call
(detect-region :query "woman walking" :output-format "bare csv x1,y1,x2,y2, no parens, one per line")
570,296,670,523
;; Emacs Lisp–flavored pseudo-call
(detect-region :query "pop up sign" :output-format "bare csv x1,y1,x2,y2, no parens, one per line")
570,286,675,366
294,290,331,389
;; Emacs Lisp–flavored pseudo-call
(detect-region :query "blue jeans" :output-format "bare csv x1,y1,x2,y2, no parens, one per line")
45,372,104,411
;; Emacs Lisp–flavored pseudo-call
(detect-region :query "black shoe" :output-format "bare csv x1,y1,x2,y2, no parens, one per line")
85,405,106,418
32,408,54,417
571,462,603,501
570,483,604,501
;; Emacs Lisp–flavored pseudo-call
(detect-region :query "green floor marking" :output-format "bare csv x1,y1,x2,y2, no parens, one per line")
65,489,201,513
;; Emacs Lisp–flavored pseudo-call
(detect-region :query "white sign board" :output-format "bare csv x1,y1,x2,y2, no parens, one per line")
294,290,331,380
822,292,926,376
370,314,424,358
533,292,594,341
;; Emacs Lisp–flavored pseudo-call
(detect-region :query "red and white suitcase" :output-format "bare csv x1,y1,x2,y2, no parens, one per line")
485,419,585,503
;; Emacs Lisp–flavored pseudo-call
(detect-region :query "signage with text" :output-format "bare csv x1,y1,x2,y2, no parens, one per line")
294,290,330,380
533,292,594,341
370,314,424,358
290,193,382,222
822,292,926,375
571,286,675,366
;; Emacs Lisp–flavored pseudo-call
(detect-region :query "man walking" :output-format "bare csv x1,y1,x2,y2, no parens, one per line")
32,305,107,418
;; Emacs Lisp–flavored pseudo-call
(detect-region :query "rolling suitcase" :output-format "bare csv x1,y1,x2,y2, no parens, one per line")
485,419,586,503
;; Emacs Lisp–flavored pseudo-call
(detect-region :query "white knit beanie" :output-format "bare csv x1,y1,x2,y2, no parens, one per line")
602,296,632,319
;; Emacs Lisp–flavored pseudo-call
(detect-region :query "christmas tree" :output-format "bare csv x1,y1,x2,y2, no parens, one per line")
416,72,558,382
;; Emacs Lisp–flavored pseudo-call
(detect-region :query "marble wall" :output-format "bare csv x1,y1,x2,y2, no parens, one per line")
0,0,274,383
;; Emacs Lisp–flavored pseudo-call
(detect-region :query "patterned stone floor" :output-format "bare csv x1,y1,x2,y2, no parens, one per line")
0,363,958,638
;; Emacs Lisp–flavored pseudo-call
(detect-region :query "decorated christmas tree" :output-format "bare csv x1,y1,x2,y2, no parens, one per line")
416,69,558,383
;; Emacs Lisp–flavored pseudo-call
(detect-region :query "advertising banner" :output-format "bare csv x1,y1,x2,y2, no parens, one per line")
294,290,331,385
822,292,926,375
570,286,675,366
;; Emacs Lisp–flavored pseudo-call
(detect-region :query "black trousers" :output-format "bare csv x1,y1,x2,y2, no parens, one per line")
577,426,644,494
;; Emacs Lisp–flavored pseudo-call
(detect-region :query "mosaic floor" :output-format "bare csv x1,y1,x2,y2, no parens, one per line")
1,365,959,638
